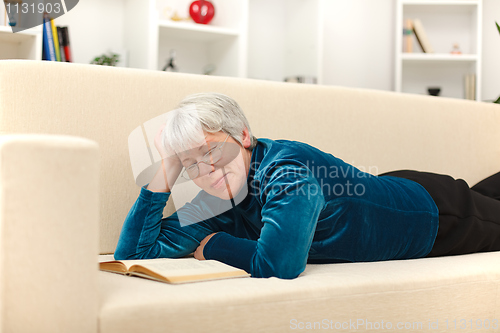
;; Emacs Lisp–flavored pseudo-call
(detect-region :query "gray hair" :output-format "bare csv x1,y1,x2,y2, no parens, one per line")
163,92,258,154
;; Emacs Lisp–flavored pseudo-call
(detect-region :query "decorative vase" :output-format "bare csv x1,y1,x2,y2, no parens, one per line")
427,87,441,96
189,0,215,25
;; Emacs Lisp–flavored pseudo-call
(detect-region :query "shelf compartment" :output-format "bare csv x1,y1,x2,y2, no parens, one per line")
0,26,41,60
157,23,239,76
402,2,479,54
401,60,476,99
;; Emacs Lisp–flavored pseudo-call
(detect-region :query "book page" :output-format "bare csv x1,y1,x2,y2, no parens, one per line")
100,259,159,271
135,258,245,277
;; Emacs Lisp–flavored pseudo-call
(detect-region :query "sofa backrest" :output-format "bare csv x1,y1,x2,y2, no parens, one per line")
1,60,499,254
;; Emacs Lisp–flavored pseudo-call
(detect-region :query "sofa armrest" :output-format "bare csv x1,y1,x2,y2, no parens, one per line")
0,135,100,333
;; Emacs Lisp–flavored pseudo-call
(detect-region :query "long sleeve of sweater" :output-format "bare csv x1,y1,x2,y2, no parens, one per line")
114,186,220,260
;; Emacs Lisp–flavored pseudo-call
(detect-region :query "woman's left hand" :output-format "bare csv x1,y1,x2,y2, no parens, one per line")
194,233,217,260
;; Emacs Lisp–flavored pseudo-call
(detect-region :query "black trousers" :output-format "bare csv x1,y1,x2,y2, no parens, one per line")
379,170,500,257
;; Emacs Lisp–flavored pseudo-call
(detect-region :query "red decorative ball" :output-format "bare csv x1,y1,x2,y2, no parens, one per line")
189,0,215,25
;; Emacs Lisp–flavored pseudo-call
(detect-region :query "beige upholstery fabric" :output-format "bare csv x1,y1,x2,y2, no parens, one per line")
99,252,500,333
0,135,99,333
1,60,499,254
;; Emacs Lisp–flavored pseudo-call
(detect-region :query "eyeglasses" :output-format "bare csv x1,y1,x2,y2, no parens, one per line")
181,134,230,180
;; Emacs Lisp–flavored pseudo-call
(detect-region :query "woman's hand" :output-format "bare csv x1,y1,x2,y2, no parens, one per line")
147,123,183,193
154,123,174,160
194,233,217,260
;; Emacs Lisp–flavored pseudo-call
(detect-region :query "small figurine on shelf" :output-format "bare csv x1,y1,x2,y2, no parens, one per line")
162,49,179,72
450,43,462,55
169,10,192,22
170,11,183,22
160,5,192,22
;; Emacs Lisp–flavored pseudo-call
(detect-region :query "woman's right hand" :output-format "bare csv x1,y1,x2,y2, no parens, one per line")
154,124,173,159
147,123,183,193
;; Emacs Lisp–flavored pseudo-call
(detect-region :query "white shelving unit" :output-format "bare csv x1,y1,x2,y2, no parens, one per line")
0,25,42,61
395,0,482,100
123,0,248,77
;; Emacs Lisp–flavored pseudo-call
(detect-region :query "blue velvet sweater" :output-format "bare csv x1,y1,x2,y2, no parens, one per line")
115,138,439,279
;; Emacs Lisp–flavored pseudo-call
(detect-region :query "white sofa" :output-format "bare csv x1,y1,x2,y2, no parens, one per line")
1,60,499,333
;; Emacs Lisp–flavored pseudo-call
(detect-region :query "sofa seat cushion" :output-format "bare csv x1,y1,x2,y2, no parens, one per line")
98,252,500,333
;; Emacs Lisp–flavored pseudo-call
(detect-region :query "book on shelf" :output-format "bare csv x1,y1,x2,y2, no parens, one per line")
412,19,434,53
42,13,72,62
57,27,66,62
60,26,72,62
50,18,61,61
403,19,413,53
464,73,476,100
99,257,251,284
42,13,57,61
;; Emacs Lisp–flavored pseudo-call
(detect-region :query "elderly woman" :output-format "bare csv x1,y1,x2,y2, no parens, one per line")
115,93,500,279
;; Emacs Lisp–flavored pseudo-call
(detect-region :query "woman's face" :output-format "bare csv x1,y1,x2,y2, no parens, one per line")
177,129,252,200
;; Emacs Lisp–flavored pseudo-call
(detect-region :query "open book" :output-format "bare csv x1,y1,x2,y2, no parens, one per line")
99,257,250,284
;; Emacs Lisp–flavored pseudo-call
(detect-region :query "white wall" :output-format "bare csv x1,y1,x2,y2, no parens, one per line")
321,0,395,91
482,0,500,102
247,0,286,81
284,0,320,79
